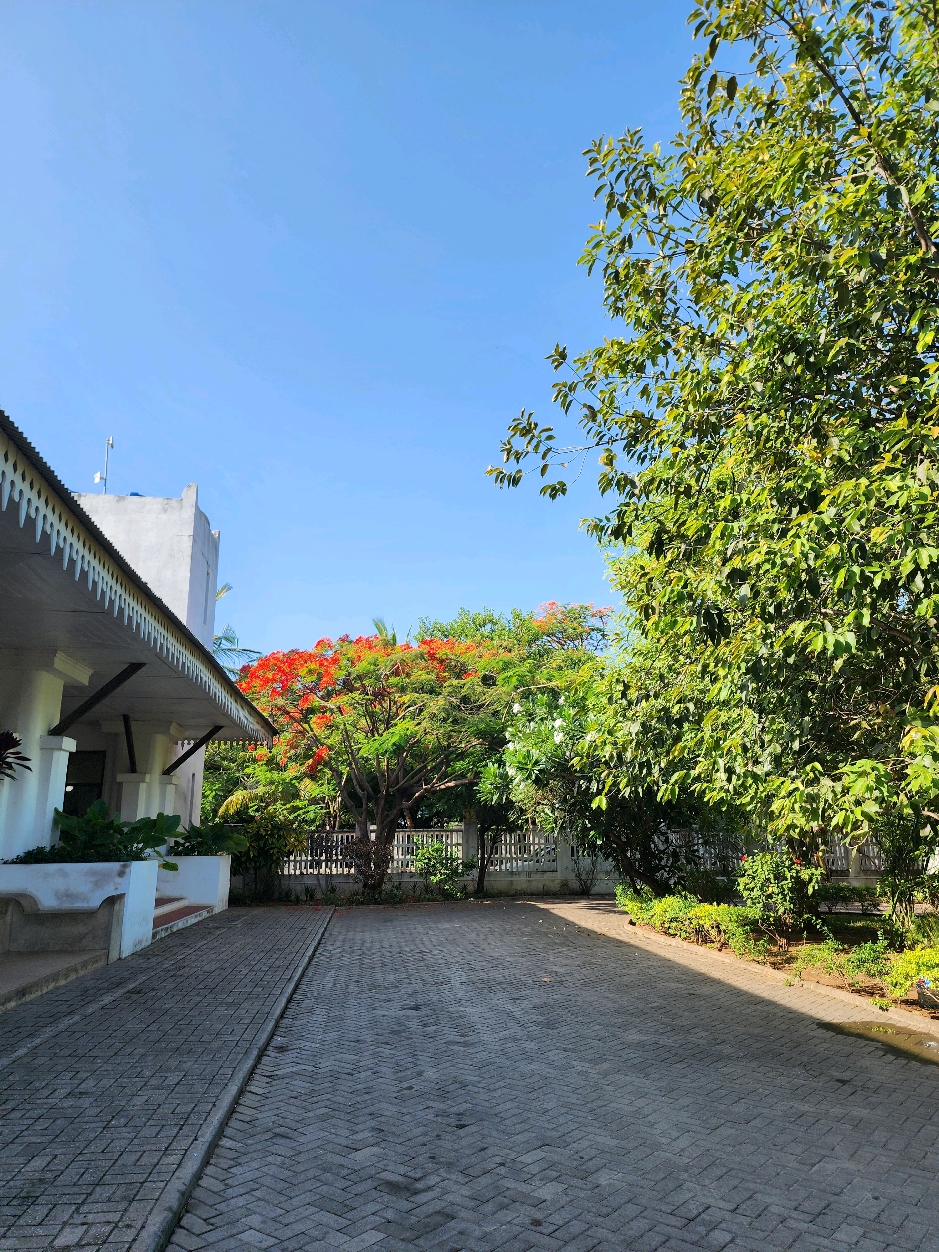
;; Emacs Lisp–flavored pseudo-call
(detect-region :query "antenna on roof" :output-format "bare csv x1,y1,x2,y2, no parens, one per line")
93,436,114,493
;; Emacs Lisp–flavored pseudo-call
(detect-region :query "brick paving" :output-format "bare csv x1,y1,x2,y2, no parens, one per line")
0,905,332,1250
170,900,939,1252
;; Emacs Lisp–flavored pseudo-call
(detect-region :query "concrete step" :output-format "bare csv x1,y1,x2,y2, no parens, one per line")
0,950,108,1013
152,903,213,942
154,894,189,918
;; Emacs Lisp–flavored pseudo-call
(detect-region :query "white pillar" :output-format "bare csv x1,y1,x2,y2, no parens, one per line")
0,668,65,859
117,774,149,821
34,735,77,847
462,814,479,879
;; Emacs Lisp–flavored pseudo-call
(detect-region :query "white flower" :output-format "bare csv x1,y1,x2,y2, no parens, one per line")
553,731,564,743
513,703,522,713
553,718,564,728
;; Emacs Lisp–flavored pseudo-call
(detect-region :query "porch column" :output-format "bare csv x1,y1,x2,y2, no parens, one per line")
117,774,149,821
0,664,70,859
34,735,77,847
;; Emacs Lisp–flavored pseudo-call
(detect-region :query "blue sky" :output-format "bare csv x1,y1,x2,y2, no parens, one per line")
0,0,691,652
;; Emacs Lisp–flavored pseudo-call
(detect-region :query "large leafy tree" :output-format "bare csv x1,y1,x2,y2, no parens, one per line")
216,605,611,896
414,603,612,889
491,1,939,871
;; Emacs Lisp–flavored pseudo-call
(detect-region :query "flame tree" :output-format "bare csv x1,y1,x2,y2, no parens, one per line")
236,635,507,896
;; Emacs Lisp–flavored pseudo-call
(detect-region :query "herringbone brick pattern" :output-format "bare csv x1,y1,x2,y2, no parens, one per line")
0,906,332,1250
169,901,939,1251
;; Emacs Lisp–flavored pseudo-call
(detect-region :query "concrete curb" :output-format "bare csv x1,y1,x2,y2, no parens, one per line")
531,898,939,1033
130,905,335,1252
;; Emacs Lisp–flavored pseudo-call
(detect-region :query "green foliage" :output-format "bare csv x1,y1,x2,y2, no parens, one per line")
737,850,824,940
874,811,939,930
815,882,882,914
906,910,939,948
212,624,261,679
204,742,329,831
6,800,179,868
0,731,31,782
882,945,939,999
789,937,891,990
503,689,730,895
171,822,248,857
491,0,939,864
615,885,769,962
230,813,307,899
412,840,472,897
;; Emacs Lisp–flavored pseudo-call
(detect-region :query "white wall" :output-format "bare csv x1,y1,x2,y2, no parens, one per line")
74,483,221,828
76,483,219,650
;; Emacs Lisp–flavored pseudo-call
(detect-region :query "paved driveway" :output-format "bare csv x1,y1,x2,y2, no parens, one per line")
169,901,939,1252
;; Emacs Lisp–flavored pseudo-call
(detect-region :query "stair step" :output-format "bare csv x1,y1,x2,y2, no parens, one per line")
153,895,189,918
152,903,212,941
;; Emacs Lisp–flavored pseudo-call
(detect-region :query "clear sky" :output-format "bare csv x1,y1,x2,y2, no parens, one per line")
0,0,691,652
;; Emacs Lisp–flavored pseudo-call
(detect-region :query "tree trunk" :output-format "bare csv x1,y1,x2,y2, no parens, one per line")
350,818,396,899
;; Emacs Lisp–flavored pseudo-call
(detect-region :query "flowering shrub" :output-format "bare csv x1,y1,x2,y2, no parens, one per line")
737,850,823,945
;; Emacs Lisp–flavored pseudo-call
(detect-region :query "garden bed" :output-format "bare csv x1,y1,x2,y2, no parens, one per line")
615,887,939,1022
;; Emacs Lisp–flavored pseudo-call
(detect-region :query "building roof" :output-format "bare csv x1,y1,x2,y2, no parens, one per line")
0,409,274,744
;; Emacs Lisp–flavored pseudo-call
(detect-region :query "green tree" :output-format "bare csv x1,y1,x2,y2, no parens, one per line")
491,0,939,869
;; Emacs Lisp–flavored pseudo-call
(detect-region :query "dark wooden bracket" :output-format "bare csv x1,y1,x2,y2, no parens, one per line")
50,663,146,737
122,714,137,774
163,725,223,776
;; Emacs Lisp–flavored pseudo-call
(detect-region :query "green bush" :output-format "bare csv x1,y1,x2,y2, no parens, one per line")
230,814,306,899
6,800,179,868
737,850,823,943
615,886,769,962
789,937,891,990
882,946,939,1000
815,882,882,915
905,912,939,949
171,822,248,857
412,841,472,897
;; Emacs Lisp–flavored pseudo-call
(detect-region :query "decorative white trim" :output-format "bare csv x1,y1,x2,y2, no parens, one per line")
0,427,268,741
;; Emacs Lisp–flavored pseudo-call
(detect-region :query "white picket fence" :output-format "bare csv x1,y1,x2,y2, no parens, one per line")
284,827,465,879
489,830,558,873
282,824,884,884
824,835,883,877
284,827,566,879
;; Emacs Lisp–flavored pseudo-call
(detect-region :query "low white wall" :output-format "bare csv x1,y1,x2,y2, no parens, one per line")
0,860,159,957
158,854,230,912
279,870,618,898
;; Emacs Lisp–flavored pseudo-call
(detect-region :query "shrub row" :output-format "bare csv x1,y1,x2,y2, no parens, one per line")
814,882,882,914
617,886,939,1003
615,887,770,962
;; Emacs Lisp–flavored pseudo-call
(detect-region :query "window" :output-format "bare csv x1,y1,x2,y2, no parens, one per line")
62,751,106,817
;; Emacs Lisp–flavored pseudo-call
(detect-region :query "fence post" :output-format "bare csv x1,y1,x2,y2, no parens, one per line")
461,812,479,885
556,837,573,889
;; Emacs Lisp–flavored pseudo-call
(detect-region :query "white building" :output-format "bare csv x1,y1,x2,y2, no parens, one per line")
0,411,272,1003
